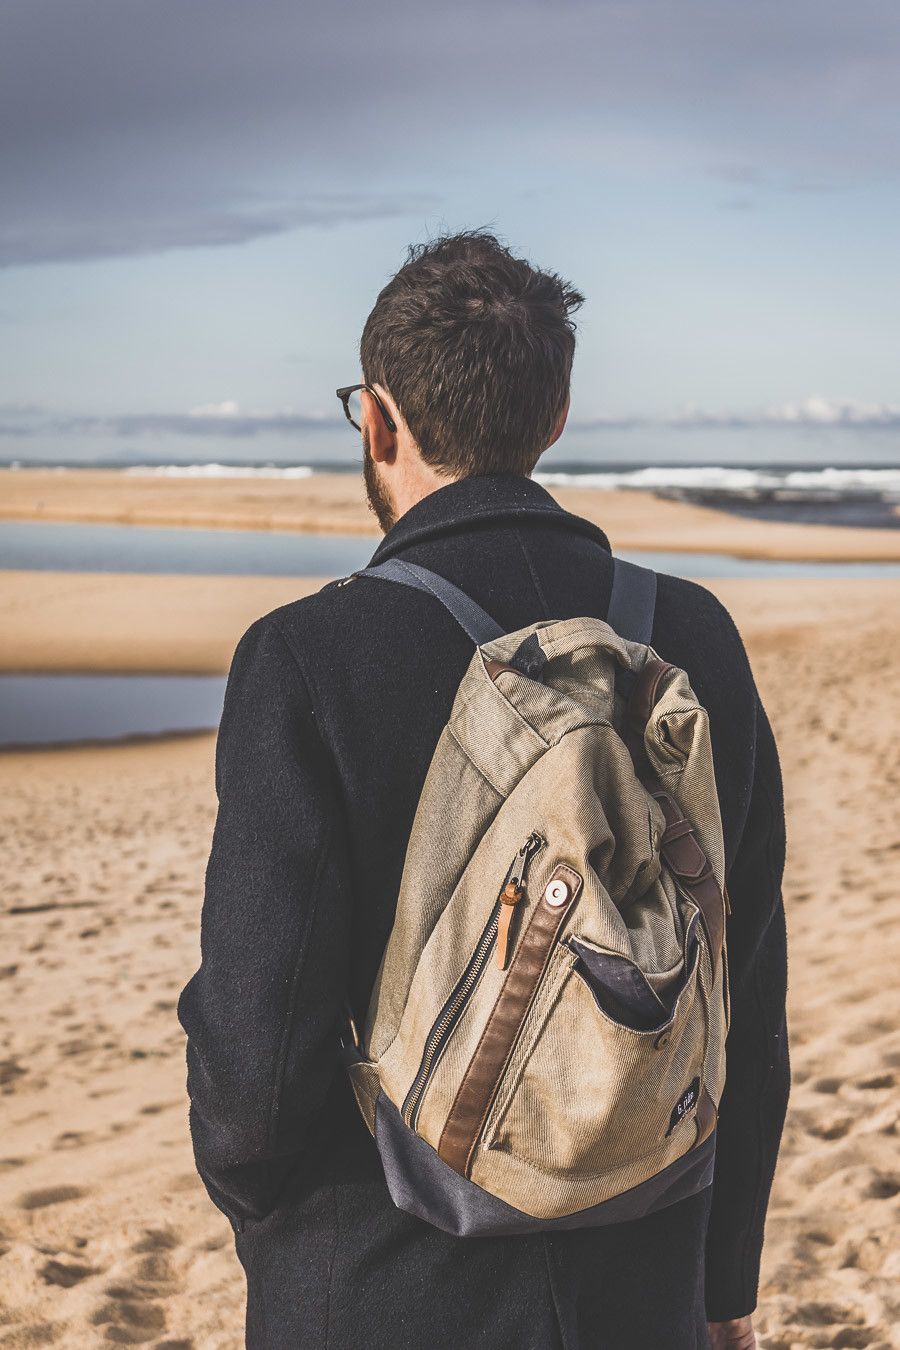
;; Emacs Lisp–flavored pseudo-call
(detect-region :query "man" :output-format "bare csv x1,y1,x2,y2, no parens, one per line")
179,232,789,1349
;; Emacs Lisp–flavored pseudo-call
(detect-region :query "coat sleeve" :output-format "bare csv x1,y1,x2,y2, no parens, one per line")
177,614,352,1230
705,692,790,1320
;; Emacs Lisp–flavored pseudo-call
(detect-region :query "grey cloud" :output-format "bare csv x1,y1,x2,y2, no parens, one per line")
2,0,898,266
14,410,342,439
0,401,43,415
573,399,900,432
0,193,437,268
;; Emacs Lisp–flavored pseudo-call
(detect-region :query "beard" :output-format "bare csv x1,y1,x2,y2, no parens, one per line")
362,425,397,532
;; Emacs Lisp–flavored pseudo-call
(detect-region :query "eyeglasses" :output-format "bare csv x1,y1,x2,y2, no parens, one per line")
335,383,398,434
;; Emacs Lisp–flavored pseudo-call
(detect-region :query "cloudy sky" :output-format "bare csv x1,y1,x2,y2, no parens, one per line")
2,0,899,466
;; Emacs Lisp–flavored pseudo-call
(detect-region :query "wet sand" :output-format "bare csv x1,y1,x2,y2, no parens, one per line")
3,467,900,561
1,578,898,1346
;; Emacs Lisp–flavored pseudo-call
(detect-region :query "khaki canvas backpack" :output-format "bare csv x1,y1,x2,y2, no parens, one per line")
341,556,729,1236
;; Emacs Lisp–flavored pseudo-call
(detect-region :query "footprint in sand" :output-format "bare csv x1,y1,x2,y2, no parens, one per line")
0,1057,27,1090
139,1101,179,1117
808,1115,854,1141
811,1076,843,1094
779,1288,895,1347
790,1299,866,1329
864,1172,899,1200
792,1227,838,1262
841,1233,892,1274
89,1232,182,1345
132,1228,180,1253
857,1072,895,1090
167,1173,200,1195
129,1251,177,1288
821,1331,883,1349
90,1295,166,1343
53,1130,91,1150
109,1119,139,1136
17,1184,87,1210
0,1318,62,1345
40,1257,98,1288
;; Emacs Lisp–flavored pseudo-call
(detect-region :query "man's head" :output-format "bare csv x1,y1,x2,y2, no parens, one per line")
353,231,584,530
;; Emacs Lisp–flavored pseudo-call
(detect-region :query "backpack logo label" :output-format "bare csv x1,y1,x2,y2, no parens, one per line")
666,1077,700,1135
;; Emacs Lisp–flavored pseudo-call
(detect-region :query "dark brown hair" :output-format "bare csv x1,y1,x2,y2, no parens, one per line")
360,230,584,477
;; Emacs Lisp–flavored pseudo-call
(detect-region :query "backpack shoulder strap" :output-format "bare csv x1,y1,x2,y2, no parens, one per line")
351,558,504,646
349,555,657,649
607,557,657,645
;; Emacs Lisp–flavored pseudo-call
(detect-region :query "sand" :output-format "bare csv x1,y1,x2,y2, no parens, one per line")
3,467,900,561
1,572,898,680
0,733,240,1348
1,578,898,1347
0,572,315,674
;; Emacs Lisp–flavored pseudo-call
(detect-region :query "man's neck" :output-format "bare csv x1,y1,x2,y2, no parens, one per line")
387,458,460,524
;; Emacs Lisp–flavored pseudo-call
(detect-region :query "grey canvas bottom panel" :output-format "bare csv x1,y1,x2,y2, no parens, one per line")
374,1093,715,1238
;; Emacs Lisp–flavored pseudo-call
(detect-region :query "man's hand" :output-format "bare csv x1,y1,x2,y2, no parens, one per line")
708,1317,757,1349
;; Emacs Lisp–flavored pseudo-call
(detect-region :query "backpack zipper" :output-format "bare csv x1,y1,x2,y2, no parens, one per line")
402,832,545,1131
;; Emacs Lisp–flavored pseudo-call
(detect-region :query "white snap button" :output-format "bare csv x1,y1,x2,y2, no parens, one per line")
544,878,570,907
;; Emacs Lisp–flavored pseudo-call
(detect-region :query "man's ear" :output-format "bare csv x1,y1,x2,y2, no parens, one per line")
546,396,570,450
363,384,399,464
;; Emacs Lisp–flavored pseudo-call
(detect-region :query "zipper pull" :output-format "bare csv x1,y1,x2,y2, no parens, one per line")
495,833,544,970
496,881,524,971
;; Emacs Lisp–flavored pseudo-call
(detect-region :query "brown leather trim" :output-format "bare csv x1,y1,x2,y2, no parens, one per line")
627,658,675,735
495,883,523,971
652,789,724,978
484,658,520,682
694,1087,718,1146
437,864,583,1176
660,818,694,845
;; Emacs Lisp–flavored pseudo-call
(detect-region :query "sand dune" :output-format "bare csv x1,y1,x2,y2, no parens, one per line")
3,467,900,561
1,580,898,1347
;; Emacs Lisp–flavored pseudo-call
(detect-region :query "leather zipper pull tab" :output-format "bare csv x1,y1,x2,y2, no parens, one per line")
496,882,523,970
495,833,544,971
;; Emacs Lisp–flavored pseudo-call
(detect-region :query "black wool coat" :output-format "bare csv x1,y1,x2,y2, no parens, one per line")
178,473,790,1350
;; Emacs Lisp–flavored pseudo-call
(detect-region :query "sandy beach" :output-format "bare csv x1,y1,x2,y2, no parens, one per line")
6,0,899,1343
1,479,898,1347
0,572,312,674
3,467,900,561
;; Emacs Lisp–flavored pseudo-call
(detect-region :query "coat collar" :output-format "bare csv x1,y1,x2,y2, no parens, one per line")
367,472,611,565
